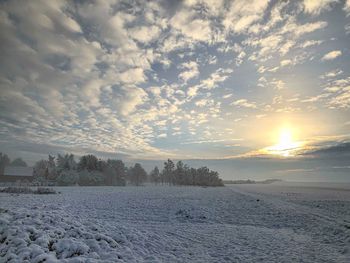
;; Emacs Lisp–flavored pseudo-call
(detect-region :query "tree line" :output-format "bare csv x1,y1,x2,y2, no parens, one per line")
149,159,223,186
33,154,142,186
0,153,223,187
0,153,28,174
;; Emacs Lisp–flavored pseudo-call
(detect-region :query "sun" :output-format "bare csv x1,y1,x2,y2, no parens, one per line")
265,127,302,157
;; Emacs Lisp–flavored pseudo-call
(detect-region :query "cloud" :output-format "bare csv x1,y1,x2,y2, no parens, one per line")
195,98,214,107
170,9,213,42
345,0,350,13
321,50,342,61
303,0,339,15
320,69,343,79
302,141,350,158
129,25,161,44
201,68,233,89
223,94,233,99
179,61,199,82
118,68,147,84
281,20,328,37
82,79,102,107
327,86,350,108
61,16,82,33
231,99,257,109
280,59,292,67
1,0,350,162
271,80,286,90
300,40,323,48
157,133,167,138
246,35,283,57
244,18,327,62
187,85,200,97
223,0,270,33
0,0,167,159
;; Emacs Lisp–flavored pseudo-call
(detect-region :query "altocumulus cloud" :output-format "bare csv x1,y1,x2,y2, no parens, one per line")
0,0,349,164
322,50,342,61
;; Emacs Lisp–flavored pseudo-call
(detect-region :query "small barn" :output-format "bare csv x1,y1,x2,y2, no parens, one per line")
0,166,34,183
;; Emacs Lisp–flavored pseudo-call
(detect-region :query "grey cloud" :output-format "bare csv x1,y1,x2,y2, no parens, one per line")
303,142,350,158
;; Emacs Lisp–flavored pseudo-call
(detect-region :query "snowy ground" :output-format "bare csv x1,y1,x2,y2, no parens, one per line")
1,183,350,262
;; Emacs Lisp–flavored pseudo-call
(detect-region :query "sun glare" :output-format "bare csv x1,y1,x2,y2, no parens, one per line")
265,127,302,157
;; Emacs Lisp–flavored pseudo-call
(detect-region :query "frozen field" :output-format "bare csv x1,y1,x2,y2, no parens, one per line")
1,183,350,262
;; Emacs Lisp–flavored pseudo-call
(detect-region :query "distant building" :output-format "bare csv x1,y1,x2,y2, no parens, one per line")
0,166,34,183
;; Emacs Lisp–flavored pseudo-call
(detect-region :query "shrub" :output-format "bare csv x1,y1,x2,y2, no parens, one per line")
0,187,33,194
0,187,57,194
34,187,56,194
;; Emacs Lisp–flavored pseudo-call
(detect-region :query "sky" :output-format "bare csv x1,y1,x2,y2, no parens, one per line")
0,0,350,181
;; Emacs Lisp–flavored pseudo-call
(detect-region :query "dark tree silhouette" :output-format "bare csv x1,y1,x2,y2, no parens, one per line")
1,152,223,187
0,153,10,175
128,163,147,186
57,154,76,172
10,158,27,167
78,154,98,171
149,166,160,184
105,159,126,186
162,159,175,185
157,159,223,187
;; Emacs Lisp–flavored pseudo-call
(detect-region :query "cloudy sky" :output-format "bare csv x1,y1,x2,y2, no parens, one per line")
1,0,350,180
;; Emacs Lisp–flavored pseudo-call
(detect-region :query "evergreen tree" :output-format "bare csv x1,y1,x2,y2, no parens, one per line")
160,159,223,187
78,154,98,171
56,154,76,172
149,166,160,184
162,159,175,185
105,159,126,186
33,159,49,179
10,158,27,167
0,153,10,175
128,163,147,186
47,155,57,180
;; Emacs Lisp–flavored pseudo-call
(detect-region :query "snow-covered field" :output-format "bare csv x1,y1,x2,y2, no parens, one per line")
1,183,350,262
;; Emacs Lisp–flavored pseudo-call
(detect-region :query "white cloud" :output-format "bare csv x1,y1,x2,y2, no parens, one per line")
61,16,82,32
321,50,342,61
345,24,350,34
158,133,167,138
303,0,338,15
160,34,194,53
82,79,102,107
231,99,257,109
187,85,200,97
300,40,323,48
280,59,292,67
129,25,161,43
223,0,270,33
118,68,147,84
320,69,343,79
345,0,350,13
327,86,350,108
271,80,286,90
179,61,199,82
281,20,328,37
244,18,327,61
170,9,212,42
223,94,233,99
195,98,214,107
201,68,233,89
182,0,225,17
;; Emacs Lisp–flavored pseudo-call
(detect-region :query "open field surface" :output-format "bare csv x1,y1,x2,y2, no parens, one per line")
1,183,350,262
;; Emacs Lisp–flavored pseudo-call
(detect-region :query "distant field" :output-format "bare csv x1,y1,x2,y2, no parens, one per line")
1,184,349,262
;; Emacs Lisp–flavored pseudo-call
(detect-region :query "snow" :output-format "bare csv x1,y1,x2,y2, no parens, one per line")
1,184,350,262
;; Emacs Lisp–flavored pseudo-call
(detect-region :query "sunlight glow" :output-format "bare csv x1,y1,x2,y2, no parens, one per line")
265,127,303,157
